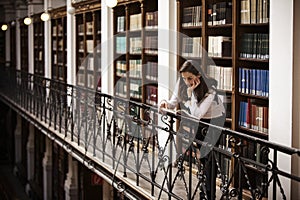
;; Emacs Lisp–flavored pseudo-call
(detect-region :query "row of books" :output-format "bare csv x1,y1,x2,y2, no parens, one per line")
145,85,158,105
182,5,202,27
240,33,269,60
116,36,157,55
78,40,94,53
77,72,96,89
241,0,269,24
207,65,232,91
145,62,158,81
52,24,64,36
52,39,64,51
144,36,158,55
129,59,142,78
117,16,125,33
78,56,101,72
218,94,232,119
116,11,158,32
53,53,65,65
243,142,267,164
208,2,232,26
115,79,127,98
182,37,202,58
116,36,126,54
130,79,142,99
115,79,143,100
130,13,142,31
78,22,94,35
34,51,43,61
208,36,232,58
129,37,142,54
145,11,158,29
239,100,268,133
116,60,158,81
116,60,127,77
116,81,159,102
52,65,65,79
239,68,269,97
117,13,142,32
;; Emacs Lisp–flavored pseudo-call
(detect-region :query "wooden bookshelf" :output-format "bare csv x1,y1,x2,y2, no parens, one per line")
113,0,158,106
177,0,269,136
20,19,29,72
51,8,67,82
177,0,269,195
10,24,16,68
235,0,269,139
74,1,101,91
33,15,44,76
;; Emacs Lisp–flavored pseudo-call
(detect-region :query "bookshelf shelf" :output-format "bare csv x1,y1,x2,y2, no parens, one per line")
238,58,269,63
238,126,268,139
239,93,268,101
208,24,232,28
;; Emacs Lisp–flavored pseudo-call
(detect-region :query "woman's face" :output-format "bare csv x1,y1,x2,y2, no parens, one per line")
181,71,200,87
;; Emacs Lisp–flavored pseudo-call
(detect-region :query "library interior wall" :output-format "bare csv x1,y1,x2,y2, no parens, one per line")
269,0,293,198
292,0,300,197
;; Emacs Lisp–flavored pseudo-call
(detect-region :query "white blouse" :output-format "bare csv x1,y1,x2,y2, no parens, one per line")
165,80,225,119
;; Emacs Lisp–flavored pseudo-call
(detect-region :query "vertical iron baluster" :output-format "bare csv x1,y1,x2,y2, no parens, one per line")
273,150,277,200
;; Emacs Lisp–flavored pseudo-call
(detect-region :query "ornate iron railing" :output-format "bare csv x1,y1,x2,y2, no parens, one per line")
0,67,299,200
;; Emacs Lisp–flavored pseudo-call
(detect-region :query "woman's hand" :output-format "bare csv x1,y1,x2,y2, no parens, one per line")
159,100,168,114
159,100,168,109
187,77,200,98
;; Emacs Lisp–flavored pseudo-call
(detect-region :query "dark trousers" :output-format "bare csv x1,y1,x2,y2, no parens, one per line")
197,114,225,200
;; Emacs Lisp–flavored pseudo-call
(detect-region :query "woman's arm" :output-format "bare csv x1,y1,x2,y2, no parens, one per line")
159,80,180,110
185,89,215,119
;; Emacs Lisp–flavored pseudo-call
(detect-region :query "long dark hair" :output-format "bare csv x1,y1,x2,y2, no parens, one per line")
179,60,217,103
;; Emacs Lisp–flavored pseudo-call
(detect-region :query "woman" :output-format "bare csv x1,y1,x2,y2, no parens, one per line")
160,60,225,121
159,60,225,199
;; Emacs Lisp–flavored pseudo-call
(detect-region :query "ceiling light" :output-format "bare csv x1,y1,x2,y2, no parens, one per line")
24,17,32,25
1,24,8,31
41,12,50,21
106,0,117,8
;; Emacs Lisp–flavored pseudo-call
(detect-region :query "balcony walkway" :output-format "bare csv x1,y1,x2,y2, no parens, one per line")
0,68,299,199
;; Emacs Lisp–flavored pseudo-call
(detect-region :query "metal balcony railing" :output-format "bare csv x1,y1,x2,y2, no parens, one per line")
0,66,299,200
